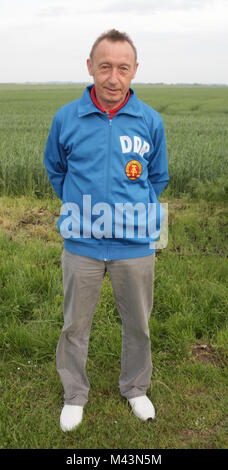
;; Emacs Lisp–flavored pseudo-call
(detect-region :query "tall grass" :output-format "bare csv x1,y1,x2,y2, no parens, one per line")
0,84,227,199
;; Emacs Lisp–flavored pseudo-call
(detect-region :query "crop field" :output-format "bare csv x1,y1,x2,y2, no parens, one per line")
0,84,228,199
0,84,228,451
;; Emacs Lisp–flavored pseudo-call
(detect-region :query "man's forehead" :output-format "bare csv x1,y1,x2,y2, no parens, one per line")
93,39,135,63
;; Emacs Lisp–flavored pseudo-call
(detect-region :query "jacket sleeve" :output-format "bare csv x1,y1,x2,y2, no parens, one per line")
44,113,68,200
148,117,169,199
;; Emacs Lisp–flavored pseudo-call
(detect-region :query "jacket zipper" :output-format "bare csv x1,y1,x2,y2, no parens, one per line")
105,114,112,201
103,114,112,261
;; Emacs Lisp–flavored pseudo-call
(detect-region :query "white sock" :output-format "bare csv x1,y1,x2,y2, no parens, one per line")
60,404,83,432
128,395,155,421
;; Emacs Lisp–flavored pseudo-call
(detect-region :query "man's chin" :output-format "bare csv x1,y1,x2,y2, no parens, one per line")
104,92,122,103
96,89,124,109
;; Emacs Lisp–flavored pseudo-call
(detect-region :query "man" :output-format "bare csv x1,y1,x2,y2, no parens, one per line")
44,29,169,432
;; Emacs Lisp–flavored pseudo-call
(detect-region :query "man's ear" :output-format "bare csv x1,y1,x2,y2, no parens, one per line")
132,62,139,79
87,58,93,77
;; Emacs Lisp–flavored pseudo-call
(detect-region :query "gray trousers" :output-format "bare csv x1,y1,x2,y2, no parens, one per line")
56,249,155,406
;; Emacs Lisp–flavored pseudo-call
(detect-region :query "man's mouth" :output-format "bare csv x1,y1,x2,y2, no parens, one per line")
105,88,120,93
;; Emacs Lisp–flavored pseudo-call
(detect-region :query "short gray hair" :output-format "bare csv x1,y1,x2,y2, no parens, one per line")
90,29,137,62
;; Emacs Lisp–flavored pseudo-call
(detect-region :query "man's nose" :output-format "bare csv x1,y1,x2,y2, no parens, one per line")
108,68,119,85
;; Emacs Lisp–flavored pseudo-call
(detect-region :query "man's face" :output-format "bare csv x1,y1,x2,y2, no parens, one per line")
87,39,138,111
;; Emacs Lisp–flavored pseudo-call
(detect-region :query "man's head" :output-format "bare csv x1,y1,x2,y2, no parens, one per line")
87,29,138,111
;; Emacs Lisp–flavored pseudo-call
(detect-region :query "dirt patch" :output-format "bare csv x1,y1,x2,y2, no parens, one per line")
0,203,60,244
17,207,56,227
191,343,224,367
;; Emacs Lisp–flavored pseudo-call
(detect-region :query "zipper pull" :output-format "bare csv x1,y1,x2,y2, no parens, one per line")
106,112,112,125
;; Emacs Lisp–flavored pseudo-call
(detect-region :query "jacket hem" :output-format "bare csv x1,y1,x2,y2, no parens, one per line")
64,239,155,261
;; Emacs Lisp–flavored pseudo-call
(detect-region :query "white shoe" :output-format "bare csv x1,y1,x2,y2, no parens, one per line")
60,404,83,432
128,395,155,421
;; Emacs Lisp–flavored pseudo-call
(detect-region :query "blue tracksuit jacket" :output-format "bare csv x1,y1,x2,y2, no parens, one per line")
44,85,169,261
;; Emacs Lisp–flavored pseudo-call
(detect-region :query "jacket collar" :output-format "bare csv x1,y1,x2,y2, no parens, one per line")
78,84,143,118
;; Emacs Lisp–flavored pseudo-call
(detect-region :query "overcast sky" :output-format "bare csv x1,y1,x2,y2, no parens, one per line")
1,0,228,84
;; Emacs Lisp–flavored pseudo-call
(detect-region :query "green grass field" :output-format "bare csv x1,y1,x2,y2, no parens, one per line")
0,84,227,450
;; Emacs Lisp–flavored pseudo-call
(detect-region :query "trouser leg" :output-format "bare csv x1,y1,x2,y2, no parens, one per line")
56,249,105,406
107,254,155,399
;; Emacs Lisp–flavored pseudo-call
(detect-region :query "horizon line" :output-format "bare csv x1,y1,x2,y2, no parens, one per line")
0,81,227,87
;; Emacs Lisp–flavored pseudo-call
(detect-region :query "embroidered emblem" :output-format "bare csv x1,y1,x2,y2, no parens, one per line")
125,160,142,180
